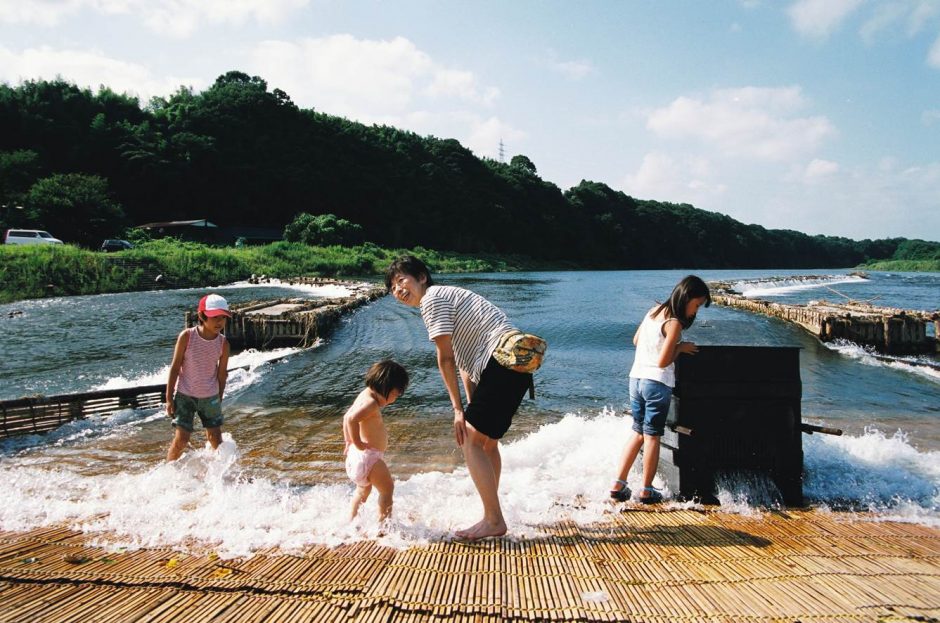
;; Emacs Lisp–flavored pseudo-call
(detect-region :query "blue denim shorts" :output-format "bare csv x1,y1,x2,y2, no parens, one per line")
172,393,224,432
629,378,672,437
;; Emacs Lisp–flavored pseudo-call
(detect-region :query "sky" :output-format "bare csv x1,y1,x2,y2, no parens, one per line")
1,0,939,242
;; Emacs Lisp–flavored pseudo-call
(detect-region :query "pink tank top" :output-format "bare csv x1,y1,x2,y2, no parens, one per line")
177,326,225,398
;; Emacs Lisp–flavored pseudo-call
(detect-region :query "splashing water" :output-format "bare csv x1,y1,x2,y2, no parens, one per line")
1,410,937,556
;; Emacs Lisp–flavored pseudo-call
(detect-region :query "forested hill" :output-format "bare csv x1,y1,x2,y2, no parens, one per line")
0,71,930,268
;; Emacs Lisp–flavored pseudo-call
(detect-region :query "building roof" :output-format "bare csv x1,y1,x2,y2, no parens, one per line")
137,219,218,228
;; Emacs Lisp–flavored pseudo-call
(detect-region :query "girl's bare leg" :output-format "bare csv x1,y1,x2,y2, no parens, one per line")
368,460,395,522
166,428,192,462
350,484,371,520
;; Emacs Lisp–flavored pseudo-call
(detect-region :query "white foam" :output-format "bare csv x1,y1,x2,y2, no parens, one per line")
803,426,940,525
1,411,937,556
91,346,308,393
736,275,866,298
824,340,940,383
223,278,365,298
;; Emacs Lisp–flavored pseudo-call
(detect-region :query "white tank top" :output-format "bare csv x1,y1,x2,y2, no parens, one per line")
628,308,679,387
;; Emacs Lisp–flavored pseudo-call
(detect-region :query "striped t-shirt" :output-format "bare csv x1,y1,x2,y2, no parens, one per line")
177,326,225,399
420,285,514,383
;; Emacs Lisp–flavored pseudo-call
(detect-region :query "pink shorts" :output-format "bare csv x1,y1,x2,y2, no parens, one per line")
345,447,385,487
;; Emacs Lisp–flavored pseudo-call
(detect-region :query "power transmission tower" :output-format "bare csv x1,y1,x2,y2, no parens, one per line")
498,139,505,163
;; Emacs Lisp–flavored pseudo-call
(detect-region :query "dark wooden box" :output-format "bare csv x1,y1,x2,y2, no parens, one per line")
659,346,804,505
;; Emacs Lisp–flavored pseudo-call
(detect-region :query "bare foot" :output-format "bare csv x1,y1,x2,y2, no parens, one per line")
455,518,507,541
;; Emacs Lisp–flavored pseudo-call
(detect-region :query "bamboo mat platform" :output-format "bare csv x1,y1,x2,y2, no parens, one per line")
0,508,938,622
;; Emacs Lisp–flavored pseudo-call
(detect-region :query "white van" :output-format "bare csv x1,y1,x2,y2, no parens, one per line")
3,229,64,245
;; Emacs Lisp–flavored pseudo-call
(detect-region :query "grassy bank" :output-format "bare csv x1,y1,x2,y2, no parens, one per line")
0,240,562,304
858,259,940,272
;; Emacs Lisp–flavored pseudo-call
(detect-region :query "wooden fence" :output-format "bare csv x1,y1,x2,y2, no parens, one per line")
0,384,165,439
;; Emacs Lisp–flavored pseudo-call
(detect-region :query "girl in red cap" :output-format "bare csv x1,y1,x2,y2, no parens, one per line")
165,293,232,461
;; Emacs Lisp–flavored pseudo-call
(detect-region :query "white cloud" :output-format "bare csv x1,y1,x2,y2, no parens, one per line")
463,115,526,159
245,35,516,159
425,69,499,106
787,0,864,39
623,152,726,204
619,81,940,239
929,33,940,67
860,2,908,41
248,35,501,117
0,0,310,37
551,59,596,80
0,44,201,101
861,1,940,43
645,86,835,160
785,160,940,238
623,149,940,238
249,36,432,116
907,0,940,34
804,158,840,181
922,108,940,124
0,0,90,26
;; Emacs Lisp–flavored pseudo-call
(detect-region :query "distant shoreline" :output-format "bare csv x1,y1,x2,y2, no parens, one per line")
2,238,937,305
858,259,940,272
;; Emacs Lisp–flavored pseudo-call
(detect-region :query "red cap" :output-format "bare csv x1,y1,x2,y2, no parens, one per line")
198,294,231,318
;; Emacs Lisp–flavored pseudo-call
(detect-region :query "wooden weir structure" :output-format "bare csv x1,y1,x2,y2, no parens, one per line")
0,384,165,439
709,277,940,355
185,280,387,350
0,509,937,622
0,280,387,441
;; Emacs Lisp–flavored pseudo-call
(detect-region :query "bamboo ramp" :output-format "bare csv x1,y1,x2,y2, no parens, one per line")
1,509,938,622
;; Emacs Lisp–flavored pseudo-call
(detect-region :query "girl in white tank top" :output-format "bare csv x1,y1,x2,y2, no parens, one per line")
611,276,711,505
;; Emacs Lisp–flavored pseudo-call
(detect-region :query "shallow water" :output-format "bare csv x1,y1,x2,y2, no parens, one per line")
0,269,937,555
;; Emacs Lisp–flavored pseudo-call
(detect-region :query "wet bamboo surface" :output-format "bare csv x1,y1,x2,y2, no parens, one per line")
1,509,938,622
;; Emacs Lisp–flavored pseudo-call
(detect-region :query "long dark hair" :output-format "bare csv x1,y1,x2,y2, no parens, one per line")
654,275,711,329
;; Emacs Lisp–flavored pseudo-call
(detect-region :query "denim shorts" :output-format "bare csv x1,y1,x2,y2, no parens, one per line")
172,392,224,432
629,378,672,437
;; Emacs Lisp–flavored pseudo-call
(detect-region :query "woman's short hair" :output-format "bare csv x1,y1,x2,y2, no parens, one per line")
384,255,434,290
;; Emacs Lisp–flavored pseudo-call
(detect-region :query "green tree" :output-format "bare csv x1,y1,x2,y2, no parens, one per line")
0,150,42,227
25,173,126,246
510,154,537,175
284,212,365,246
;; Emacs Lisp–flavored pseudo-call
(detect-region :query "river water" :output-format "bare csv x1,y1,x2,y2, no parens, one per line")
0,269,937,556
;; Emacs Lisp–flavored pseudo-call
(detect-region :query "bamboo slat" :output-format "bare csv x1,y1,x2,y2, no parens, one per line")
0,509,938,622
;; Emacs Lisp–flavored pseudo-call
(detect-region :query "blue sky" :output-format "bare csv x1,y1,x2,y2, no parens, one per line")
1,0,938,241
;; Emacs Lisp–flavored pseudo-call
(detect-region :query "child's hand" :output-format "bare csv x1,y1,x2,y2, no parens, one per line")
678,341,699,355
166,400,175,417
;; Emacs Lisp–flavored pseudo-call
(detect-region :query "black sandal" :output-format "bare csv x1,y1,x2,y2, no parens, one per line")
610,480,631,502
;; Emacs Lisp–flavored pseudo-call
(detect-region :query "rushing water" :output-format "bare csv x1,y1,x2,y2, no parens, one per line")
0,270,938,556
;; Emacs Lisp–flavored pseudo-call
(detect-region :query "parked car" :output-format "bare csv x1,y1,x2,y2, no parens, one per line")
3,229,64,245
100,239,134,252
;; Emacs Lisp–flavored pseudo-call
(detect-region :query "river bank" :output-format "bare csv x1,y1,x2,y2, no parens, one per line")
859,258,940,272
0,239,566,304
6,238,940,306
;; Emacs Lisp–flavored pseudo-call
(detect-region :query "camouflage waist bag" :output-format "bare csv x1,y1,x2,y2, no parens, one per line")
492,330,547,374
